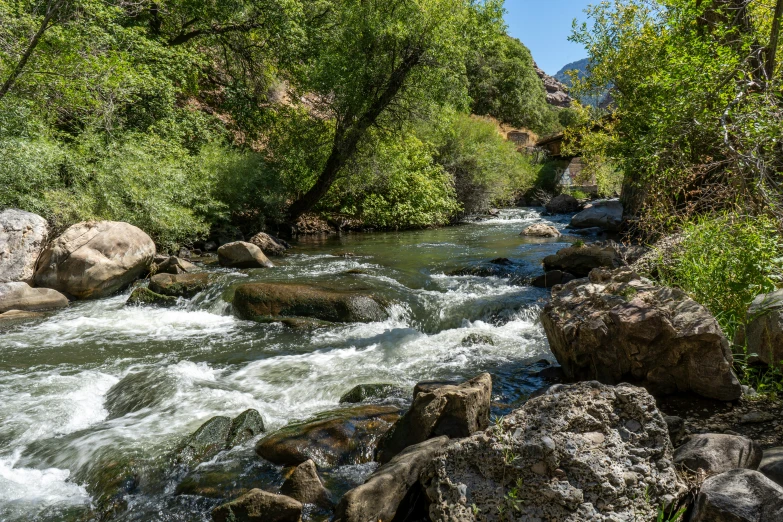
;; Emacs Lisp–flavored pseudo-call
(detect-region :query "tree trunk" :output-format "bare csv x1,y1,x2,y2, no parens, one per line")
766,0,783,80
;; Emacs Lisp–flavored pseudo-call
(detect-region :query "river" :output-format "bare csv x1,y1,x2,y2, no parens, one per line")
0,208,575,521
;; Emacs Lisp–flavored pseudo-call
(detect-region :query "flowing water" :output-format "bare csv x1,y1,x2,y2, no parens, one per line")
0,208,577,521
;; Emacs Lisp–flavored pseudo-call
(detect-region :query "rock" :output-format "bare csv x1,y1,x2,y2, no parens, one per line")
255,405,400,468
177,416,233,465
421,382,687,521
126,287,177,307
249,232,290,256
674,434,762,474
534,62,574,108
34,221,155,299
0,309,43,325
0,209,48,284
531,270,576,288
570,199,624,231
204,241,218,252
690,469,783,522
520,223,561,238
0,282,68,312
568,226,604,236
211,489,303,522
545,194,580,214
664,415,686,446
154,256,196,275
541,267,742,400
542,241,623,277
149,272,210,298
460,333,495,346
339,384,405,404
334,437,449,522
280,459,333,508
376,373,491,464
413,380,459,399
233,283,388,323
217,241,274,269
760,447,783,486
738,289,783,368
227,409,266,448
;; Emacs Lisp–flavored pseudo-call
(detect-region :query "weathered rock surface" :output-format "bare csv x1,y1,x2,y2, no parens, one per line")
280,459,333,508
376,373,491,464
218,241,274,269
674,433,762,473
233,283,388,324
570,199,623,231
531,270,576,288
126,287,177,307
212,489,302,522
541,268,742,400
334,437,449,522
543,242,623,277
177,409,265,465
0,282,68,312
149,272,210,298
421,382,686,521
249,232,290,256
34,221,155,299
690,469,783,522
520,223,561,238
760,447,783,487
227,409,266,448
545,194,580,214
534,62,573,108
738,289,783,368
339,384,405,404
154,256,195,275
0,209,48,284
256,405,400,468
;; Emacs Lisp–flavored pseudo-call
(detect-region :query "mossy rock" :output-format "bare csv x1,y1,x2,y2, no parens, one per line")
126,287,178,307
227,409,266,448
339,384,406,404
461,333,496,347
149,272,210,298
176,416,233,465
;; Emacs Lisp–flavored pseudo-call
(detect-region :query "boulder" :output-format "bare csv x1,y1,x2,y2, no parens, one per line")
460,333,495,346
256,405,400,468
126,287,177,307
177,410,266,465
0,282,68,312
531,270,576,288
690,469,783,522
217,241,274,269
542,241,623,277
760,447,783,487
569,199,623,231
674,434,762,474
545,194,580,214
0,209,48,283
227,409,266,448
738,289,783,367
233,283,388,323
334,437,449,522
421,382,687,521
339,384,405,404
249,232,290,257
34,221,155,299
541,268,742,401
376,373,491,464
664,415,686,446
280,459,333,508
149,272,210,298
154,256,195,275
211,489,302,522
520,223,561,238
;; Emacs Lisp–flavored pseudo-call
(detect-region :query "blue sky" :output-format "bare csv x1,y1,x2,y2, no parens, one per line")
504,0,591,75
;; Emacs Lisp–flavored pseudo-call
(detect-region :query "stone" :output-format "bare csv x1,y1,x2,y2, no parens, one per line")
233,283,388,324
376,373,491,464
177,416,233,465
0,209,48,284
126,287,177,307
690,469,783,522
333,437,449,522
211,489,303,522
34,221,155,299
521,223,561,238
738,289,783,368
759,447,783,487
542,241,623,277
531,270,576,288
149,272,210,298
217,241,274,269
280,459,333,508
664,415,686,446
570,199,624,231
0,282,68,313
534,62,574,108
568,226,604,236
541,268,742,401
339,384,406,404
154,256,196,275
255,405,400,468
460,333,495,346
249,232,290,257
227,409,266,448
0,309,43,325
545,194,581,214
421,382,687,522
674,434,762,473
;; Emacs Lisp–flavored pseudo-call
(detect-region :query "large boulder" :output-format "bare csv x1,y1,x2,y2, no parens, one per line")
217,241,274,269
256,405,400,468
0,209,48,284
280,459,333,508
569,199,623,231
212,489,302,522
760,447,783,487
249,232,290,257
149,272,210,298
541,268,742,401
738,289,783,367
233,283,388,324
421,382,687,521
34,221,155,299
545,194,580,214
376,374,491,464
542,241,623,277
690,469,783,522
334,437,449,522
0,282,68,312
520,223,561,238
674,434,762,474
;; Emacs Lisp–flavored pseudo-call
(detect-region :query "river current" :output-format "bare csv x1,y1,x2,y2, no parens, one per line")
0,208,576,521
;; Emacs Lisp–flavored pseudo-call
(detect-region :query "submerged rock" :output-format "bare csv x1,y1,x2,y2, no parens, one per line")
217,241,274,269
0,282,68,312
339,384,405,404
212,489,302,522
126,287,177,307
0,208,48,284
421,382,687,521
280,459,334,508
570,199,623,231
0,309,44,325
541,268,742,400
460,333,495,346
690,469,783,522
149,272,210,298
542,241,622,277
249,232,290,256
520,223,561,238
104,368,177,419
674,433,762,474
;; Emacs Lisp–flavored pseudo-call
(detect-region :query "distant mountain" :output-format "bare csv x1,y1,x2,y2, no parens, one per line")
553,58,608,107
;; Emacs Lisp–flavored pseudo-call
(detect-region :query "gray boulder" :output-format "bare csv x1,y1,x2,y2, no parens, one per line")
541,268,742,401
691,469,783,522
149,272,210,298
280,459,333,508
674,434,762,474
154,256,195,275
758,447,783,487
249,232,290,256
520,223,561,238
738,289,783,367
0,209,48,284
376,374,491,464
177,409,266,465
421,382,686,522
542,241,623,277
227,409,266,448
570,199,623,231
0,282,68,312
212,489,302,522
217,241,274,269
545,194,580,214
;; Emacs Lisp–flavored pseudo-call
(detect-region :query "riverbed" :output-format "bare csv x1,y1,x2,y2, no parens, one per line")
0,208,576,521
